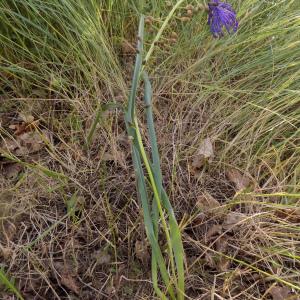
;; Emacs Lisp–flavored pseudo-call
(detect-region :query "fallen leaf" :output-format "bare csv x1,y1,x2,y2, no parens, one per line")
135,240,149,266
269,286,292,300
54,262,79,295
170,31,178,39
0,130,52,156
2,163,23,180
216,236,229,253
92,250,111,265
31,88,48,98
166,1,172,7
102,152,115,161
16,131,48,154
105,284,116,295
192,212,206,226
0,192,14,219
206,224,222,241
60,274,80,295
102,148,126,168
205,252,216,268
196,192,221,214
8,112,37,135
223,212,247,231
217,256,231,272
191,138,214,173
1,222,17,243
215,236,231,272
9,122,28,135
0,244,13,260
226,168,250,191
19,112,34,124
0,138,19,153
145,16,154,25
180,16,191,22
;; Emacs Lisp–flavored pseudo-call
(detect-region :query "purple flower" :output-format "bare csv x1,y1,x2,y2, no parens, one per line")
208,0,238,38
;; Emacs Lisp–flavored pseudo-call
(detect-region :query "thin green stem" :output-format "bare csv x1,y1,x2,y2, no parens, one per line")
133,116,178,288
143,0,186,68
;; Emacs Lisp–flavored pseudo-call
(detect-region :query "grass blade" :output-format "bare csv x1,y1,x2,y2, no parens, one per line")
0,268,24,300
125,15,144,123
125,15,176,299
143,72,185,299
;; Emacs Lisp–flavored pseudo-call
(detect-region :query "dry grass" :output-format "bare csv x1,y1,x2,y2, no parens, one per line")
1,0,300,299
1,95,300,299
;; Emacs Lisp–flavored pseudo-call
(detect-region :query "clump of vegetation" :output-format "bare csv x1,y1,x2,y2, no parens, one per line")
0,0,299,299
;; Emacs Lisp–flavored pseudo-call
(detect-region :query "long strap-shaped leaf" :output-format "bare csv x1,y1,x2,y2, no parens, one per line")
143,72,162,297
125,16,176,299
125,15,144,124
143,72,185,300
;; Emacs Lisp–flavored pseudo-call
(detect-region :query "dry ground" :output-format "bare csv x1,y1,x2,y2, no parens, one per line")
1,2,300,298
1,69,300,299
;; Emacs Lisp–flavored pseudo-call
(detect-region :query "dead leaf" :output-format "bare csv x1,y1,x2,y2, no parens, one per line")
105,283,116,295
2,163,23,180
54,262,79,295
223,212,247,231
92,250,111,265
206,224,222,241
0,244,13,260
19,112,34,124
216,236,229,253
269,286,292,300
135,240,149,266
191,138,214,173
0,192,14,219
192,212,206,226
60,274,80,295
205,248,231,272
16,131,48,154
1,138,19,153
180,16,191,22
166,1,172,7
1,222,17,243
0,130,52,156
8,113,37,135
102,152,115,161
205,252,216,268
196,192,221,214
226,168,250,191
9,122,28,135
102,148,126,168
171,31,178,39
217,256,231,272
145,16,154,25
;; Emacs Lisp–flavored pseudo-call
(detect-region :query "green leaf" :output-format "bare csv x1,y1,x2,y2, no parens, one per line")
0,268,24,300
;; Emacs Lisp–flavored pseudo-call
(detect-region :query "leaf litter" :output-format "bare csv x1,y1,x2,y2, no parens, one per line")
223,212,247,231
269,285,294,300
1,112,52,159
0,130,52,157
191,137,214,174
226,168,250,191
196,192,223,215
53,262,80,295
